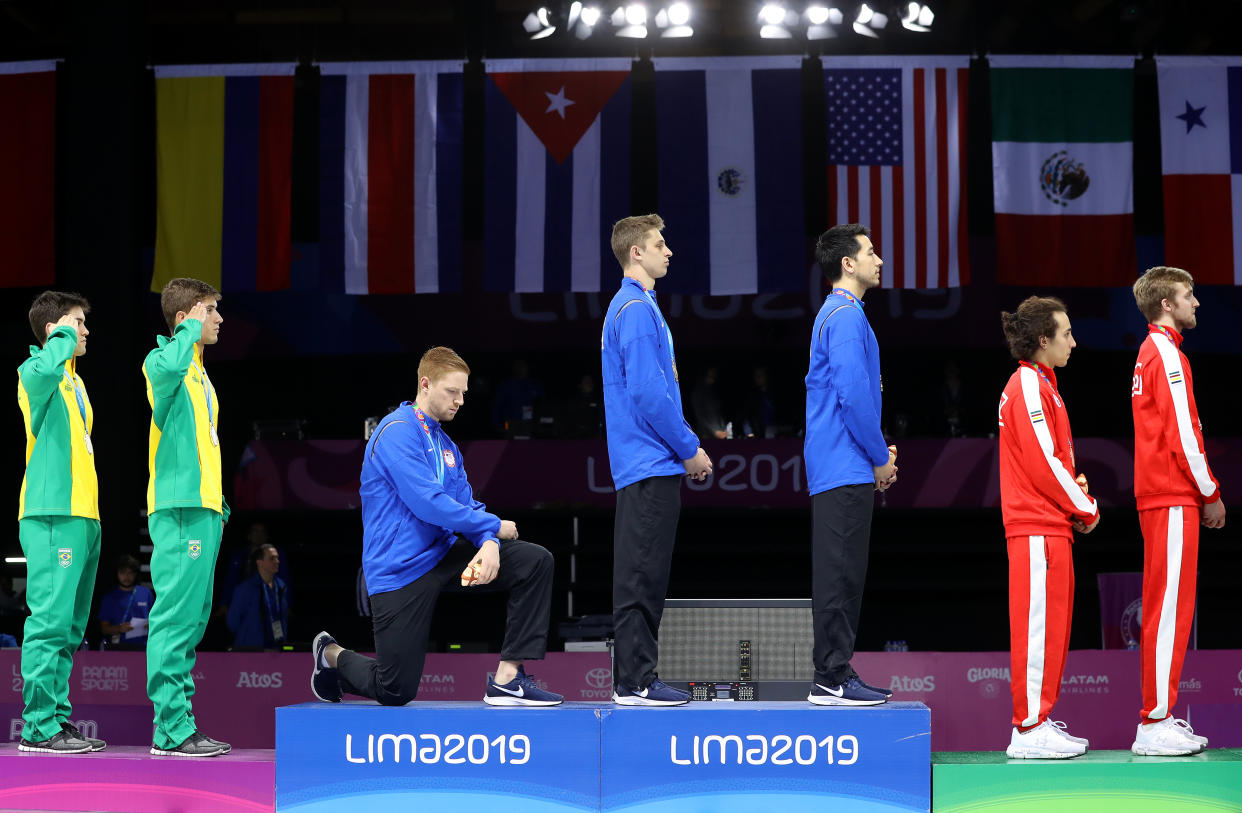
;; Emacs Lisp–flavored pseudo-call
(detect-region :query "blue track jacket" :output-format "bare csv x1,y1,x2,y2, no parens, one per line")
804,290,890,495
602,277,699,490
360,402,502,595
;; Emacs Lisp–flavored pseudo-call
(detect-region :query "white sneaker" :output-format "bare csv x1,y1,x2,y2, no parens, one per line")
1169,717,1208,749
1049,720,1089,749
1131,717,1200,756
1006,720,1087,759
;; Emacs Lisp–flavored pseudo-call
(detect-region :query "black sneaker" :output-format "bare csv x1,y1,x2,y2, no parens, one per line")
312,630,343,702
150,731,225,758
60,721,106,752
18,729,92,754
808,676,887,706
851,674,894,698
201,734,231,754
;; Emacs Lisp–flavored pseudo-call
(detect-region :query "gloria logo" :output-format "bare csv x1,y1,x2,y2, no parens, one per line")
81,666,128,692
236,671,283,688
889,675,935,693
1060,674,1110,695
967,666,1009,683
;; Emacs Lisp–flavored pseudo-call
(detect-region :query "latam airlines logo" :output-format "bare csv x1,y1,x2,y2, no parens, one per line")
1060,674,1110,695
418,673,457,697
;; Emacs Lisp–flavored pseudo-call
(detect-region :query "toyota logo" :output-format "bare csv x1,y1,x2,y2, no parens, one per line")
585,668,611,689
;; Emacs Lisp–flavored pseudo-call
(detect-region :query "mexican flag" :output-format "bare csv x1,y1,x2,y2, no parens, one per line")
991,55,1135,286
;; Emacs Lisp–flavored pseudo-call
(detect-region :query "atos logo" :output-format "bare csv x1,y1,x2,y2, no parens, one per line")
889,675,935,693
236,671,283,688
585,668,610,689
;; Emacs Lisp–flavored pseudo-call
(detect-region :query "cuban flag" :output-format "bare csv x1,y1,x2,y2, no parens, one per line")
824,56,970,289
1157,56,1242,285
654,56,805,295
318,61,463,294
484,58,632,293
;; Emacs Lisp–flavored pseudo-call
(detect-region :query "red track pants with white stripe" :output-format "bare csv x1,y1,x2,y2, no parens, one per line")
1007,534,1074,729
1139,505,1200,724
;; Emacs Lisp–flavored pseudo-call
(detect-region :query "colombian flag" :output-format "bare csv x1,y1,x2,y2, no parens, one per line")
152,63,295,293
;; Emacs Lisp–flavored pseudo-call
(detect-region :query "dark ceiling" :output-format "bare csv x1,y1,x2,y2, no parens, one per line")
1,1,1239,66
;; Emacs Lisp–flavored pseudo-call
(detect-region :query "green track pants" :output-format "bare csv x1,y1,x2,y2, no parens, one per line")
18,515,100,743
146,507,221,750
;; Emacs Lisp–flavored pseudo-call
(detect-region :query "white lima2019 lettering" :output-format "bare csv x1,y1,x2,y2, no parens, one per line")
670,734,858,766
346,733,530,765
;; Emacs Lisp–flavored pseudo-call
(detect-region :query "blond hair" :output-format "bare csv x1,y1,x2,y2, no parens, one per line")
1133,266,1194,323
610,214,665,270
418,346,470,384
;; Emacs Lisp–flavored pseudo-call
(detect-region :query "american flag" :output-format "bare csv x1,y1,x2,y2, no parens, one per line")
823,57,970,289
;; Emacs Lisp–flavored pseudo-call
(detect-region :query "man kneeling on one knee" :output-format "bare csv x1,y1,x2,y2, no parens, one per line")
312,347,562,707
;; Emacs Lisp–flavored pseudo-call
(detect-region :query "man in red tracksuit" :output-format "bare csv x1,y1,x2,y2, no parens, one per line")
997,296,1099,759
1129,266,1225,757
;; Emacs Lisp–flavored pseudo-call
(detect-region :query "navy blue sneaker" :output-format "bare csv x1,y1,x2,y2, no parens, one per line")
613,678,690,706
851,673,894,698
484,666,564,706
808,676,887,706
311,631,342,702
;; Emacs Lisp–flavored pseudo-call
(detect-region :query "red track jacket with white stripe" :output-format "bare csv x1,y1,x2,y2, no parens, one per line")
1132,325,1221,511
999,362,1098,538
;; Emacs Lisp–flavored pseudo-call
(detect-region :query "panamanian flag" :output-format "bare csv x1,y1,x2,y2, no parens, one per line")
654,56,805,295
318,61,463,294
484,58,632,293
1157,56,1242,285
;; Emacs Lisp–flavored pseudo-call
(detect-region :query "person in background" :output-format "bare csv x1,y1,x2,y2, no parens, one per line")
227,543,289,649
99,554,154,649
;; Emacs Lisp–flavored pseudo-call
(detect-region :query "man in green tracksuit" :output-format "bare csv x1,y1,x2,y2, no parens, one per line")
142,278,231,758
16,291,105,753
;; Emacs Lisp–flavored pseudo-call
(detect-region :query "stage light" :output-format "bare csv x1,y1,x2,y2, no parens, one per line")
4,557,25,564
667,1,691,25
805,4,841,39
901,2,933,31
582,5,601,25
807,4,830,24
625,3,647,24
571,3,602,37
852,2,886,37
523,7,557,38
760,3,788,25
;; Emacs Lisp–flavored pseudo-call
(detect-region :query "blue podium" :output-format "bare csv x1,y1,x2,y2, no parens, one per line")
276,702,602,812
602,702,930,813
276,701,931,812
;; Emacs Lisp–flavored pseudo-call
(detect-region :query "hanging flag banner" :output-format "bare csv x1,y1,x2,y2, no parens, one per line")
318,61,463,295
0,60,57,289
655,56,805,295
152,63,296,293
484,58,632,293
1156,56,1242,285
823,56,970,289
990,55,1135,287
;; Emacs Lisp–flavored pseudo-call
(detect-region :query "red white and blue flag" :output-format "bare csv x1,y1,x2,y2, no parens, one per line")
654,56,806,295
318,61,463,294
0,60,56,289
1157,56,1242,285
484,58,632,293
823,56,970,289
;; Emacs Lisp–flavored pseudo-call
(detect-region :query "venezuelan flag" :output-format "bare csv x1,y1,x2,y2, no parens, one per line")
152,63,295,293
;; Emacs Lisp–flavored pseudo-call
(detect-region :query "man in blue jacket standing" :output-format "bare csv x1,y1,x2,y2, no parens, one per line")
310,347,562,706
226,543,289,649
805,224,898,706
602,214,713,706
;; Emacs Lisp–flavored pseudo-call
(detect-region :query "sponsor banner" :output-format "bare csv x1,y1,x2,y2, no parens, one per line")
276,701,601,812
2,650,1238,751
601,702,930,812
234,436,1242,511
